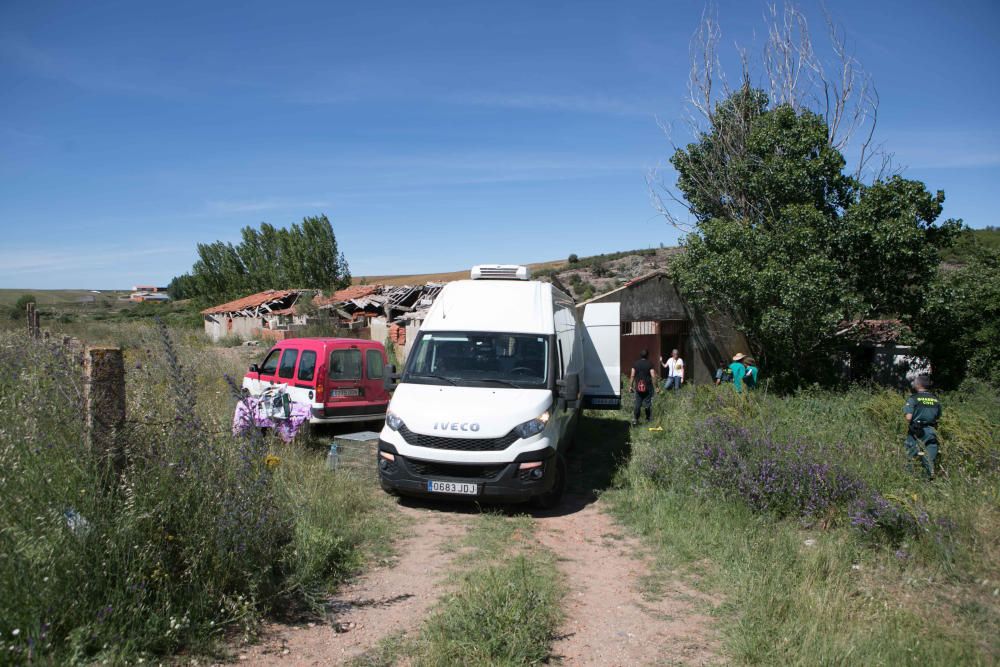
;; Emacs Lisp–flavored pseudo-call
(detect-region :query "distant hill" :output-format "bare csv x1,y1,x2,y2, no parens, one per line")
940,227,1000,266
354,246,679,301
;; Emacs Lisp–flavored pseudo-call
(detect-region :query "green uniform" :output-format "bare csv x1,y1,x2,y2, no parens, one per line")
904,390,942,479
729,361,746,392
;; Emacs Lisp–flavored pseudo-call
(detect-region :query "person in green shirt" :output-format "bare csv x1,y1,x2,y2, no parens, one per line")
743,357,759,389
729,353,747,392
903,374,943,480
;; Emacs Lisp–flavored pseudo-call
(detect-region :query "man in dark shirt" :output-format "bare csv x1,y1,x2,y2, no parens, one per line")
904,374,943,480
629,349,658,425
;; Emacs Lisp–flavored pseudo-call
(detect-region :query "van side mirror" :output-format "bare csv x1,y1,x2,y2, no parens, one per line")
383,364,399,391
249,363,260,373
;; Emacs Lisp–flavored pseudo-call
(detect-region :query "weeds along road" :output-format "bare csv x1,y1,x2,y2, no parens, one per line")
238,415,719,666
237,502,471,665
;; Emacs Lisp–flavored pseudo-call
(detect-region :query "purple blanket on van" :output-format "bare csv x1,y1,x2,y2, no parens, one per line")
232,396,311,442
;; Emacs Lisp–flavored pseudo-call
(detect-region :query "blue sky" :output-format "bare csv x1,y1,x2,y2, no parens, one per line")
1,0,997,289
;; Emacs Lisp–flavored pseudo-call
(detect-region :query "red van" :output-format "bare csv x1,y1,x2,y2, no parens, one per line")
243,338,391,424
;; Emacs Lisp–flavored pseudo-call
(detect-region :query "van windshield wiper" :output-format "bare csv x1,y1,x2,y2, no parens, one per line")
412,373,457,385
478,378,521,389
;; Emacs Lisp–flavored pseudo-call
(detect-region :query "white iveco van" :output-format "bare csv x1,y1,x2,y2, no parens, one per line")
377,265,620,507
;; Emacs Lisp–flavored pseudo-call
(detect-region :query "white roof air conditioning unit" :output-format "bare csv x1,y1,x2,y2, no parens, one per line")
470,264,531,281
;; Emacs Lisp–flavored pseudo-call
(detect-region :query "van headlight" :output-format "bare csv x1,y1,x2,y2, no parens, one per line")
385,411,404,431
513,410,550,439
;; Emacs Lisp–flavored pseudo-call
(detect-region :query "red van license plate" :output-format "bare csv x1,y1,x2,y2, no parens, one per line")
427,480,478,495
329,388,360,397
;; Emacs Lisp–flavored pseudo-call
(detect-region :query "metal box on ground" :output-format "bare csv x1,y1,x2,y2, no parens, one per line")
327,430,381,475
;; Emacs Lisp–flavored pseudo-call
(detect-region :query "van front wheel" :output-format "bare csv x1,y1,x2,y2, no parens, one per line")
532,454,566,510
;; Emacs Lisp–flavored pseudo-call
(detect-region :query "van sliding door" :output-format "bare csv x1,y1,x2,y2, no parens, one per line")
581,302,621,410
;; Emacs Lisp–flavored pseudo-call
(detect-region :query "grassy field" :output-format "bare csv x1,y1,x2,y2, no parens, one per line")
0,288,131,307
607,384,999,665
0,321,397,664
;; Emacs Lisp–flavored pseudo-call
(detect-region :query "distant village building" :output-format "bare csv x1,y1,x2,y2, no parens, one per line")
202,290,305,342
201,284,444,350
578,271,749,384
129,285,170,302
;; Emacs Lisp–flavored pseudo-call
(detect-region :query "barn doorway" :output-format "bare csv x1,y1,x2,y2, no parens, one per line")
659,319,690,366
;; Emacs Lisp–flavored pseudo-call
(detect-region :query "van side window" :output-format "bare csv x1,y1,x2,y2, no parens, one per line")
297,350,317,381
366,349,384,379
278,349,299,379
329,349,362,380
260,349,280,375
557,340,565,379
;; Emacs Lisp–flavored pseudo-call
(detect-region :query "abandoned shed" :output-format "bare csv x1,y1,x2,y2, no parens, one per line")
202,289,305,342
836,319,929,388
577,271,748,384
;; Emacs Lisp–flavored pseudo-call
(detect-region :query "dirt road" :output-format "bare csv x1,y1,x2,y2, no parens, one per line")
236,492,717,666
236,504,470,665
536,498,718,666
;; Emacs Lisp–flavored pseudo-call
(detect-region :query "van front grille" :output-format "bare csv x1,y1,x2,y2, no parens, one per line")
398,424,519,451
405,458,507,480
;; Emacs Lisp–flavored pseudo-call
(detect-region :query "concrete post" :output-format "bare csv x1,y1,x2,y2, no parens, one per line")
84,347,126,476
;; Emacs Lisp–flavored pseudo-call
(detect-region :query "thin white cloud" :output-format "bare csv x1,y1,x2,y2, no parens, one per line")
0,245,188,277
875,130,1000,171
206,199,332,214
0,34,184,98
443,91,655,116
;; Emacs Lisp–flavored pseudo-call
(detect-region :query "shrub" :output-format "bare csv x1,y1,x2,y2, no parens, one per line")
568,253,579,264
9,294,36,320
0,325,392,663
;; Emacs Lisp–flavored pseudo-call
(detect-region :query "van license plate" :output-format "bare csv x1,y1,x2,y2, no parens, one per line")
427,480,478,495
330,388,359,397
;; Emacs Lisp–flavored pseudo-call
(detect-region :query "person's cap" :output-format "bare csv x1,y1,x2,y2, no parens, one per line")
732,353,746,361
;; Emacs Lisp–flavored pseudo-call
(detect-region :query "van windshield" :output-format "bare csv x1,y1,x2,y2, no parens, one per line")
404,332,549,388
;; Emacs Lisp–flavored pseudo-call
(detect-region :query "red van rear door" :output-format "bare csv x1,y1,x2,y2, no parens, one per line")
362,347,390,403
325,346,364,404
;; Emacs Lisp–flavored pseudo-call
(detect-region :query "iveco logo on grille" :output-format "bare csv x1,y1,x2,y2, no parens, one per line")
433,421,481,432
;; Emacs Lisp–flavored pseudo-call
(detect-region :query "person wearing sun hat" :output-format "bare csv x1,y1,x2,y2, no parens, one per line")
729,353,748,392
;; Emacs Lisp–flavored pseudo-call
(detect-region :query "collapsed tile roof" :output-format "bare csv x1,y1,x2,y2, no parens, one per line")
314,285,381,306
316,283,444,323
201,289,301,316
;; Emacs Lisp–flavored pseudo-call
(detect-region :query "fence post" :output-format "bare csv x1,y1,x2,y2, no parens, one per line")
26,302,40,339
84,347,126,476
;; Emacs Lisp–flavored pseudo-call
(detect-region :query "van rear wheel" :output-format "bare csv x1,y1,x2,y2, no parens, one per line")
532,454,566,510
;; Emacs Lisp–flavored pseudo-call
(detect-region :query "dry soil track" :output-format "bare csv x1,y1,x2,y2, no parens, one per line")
536,497,719,666
235,504,470,666
233,495,718,666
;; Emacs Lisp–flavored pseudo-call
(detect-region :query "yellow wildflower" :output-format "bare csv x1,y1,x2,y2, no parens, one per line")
264,454,281,469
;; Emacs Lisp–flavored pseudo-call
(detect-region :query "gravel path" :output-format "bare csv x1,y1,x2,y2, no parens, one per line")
233,494,718,666
234,504,469,666
536,497,719,666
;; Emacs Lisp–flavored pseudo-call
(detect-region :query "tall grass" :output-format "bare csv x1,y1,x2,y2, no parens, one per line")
610,385,999,664
351,514,564,667
415,515,562,666
0,325,395,664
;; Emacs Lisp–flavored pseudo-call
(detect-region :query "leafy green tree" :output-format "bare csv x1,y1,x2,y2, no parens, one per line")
670,88,960,387
917,246,1000,388
176,215,350,304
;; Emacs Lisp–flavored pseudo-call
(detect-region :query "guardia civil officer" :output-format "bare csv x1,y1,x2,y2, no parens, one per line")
903,374,943,480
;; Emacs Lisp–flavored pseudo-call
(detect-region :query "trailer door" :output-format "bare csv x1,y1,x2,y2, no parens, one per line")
581,302,621,409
